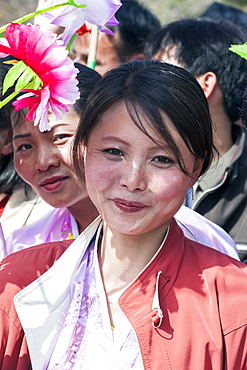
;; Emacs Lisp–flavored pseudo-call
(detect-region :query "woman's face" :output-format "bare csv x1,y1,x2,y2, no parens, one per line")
84,101,202,237
13,106,87,209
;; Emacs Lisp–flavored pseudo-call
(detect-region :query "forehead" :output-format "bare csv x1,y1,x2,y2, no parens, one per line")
91,100,180,144
47,106,79,129
13,106,79,134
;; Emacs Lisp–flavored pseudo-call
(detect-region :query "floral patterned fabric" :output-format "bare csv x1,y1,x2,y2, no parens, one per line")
48,231,144,369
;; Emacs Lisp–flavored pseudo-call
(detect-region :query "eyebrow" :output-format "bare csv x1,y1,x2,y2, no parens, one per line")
102,136,130,146
13,123,71,141
13,133,32,140
102,135,171,151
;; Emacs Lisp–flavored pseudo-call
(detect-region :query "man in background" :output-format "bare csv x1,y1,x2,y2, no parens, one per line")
144,18,247,260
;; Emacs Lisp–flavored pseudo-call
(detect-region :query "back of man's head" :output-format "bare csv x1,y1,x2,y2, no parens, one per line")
241,87,247,128
144,18,247,123
201,2,247,31
111,0,161,62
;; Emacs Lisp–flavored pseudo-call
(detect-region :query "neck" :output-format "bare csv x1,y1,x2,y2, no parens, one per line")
99,223,169,290
209,99,233,158
67,197,99,233
97,222,169,329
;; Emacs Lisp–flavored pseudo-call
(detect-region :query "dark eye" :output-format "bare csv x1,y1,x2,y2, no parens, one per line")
54,134,71,143
17,143,32,151
153,156,172,164
104,148,123,156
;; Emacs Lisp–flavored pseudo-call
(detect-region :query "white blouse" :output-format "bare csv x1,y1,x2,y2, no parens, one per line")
47,227,144,370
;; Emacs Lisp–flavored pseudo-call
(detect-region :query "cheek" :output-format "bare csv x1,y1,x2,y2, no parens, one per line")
59,148,73,168
14,154,30,182
85,164,113,192
85,157,118,197
151,172,190,204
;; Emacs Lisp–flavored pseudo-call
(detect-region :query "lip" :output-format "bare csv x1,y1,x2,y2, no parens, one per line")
39,176,69,192
113,198,147,213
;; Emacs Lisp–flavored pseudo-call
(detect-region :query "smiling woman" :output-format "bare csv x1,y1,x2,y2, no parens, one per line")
13,106,84,206
3,63,101,257
70,60,247,369
0,60,246,369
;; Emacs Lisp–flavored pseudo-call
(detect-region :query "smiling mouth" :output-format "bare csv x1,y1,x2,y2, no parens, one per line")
40,176,68,191
113,198,147,213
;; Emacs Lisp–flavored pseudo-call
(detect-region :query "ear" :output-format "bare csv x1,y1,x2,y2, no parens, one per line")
196,72,217,99
190,158,204,186
128,53,144,61
1,142,12,156
0,130,13,156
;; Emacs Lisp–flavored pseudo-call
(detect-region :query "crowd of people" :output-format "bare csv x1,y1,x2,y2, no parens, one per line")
0,0,247,368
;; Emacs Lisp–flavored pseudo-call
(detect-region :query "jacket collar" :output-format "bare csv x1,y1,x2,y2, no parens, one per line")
119,219,185,369
119,218,185,315
15,217,184,369
197,126,246,191
14,216,102,370
119,219,185,368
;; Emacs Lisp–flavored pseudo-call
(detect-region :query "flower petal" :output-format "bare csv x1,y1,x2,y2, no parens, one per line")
41,0,122,45
0,23,79,131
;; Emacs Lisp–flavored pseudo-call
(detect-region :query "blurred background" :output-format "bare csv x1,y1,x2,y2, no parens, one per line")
0,0,247,27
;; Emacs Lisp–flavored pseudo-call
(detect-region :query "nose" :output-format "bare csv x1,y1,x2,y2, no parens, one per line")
119,161,147,192
36,146,60,172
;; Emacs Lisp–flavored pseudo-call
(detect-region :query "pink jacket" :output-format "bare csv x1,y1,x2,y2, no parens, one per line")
0,240,72,369
119,220,247,369
0,219,247,369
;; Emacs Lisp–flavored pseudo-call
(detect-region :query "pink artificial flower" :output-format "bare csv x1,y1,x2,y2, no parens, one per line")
41,0,122,45
0,23,79,131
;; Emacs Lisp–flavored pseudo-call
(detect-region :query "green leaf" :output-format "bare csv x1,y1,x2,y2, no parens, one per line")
0,2,69,34
3,60,42,94
229,43,247,60
68,0,86,8
2,61,26,94
15,65,42,91
66,32,77,51
0,91,20,109
31,74,43,90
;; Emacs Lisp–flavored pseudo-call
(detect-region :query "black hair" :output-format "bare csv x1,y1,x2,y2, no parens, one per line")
201,2,247,31
0,56,17,132
144,18,247,123
108,0,161,62
73,62,102,115
0,104,25,194
0,57,28,195
73,60,215,179
241,87,247,127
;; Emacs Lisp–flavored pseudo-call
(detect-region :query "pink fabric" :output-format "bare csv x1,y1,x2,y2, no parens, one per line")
47,236,143,369
3,208,78,259
0,222,6,258
3,205,238,261
175,205,238,259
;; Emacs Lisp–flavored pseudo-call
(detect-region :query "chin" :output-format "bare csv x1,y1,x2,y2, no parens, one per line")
42,199,69,209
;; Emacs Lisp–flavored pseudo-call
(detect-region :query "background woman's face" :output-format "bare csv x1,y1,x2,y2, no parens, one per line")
13,107,87,209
